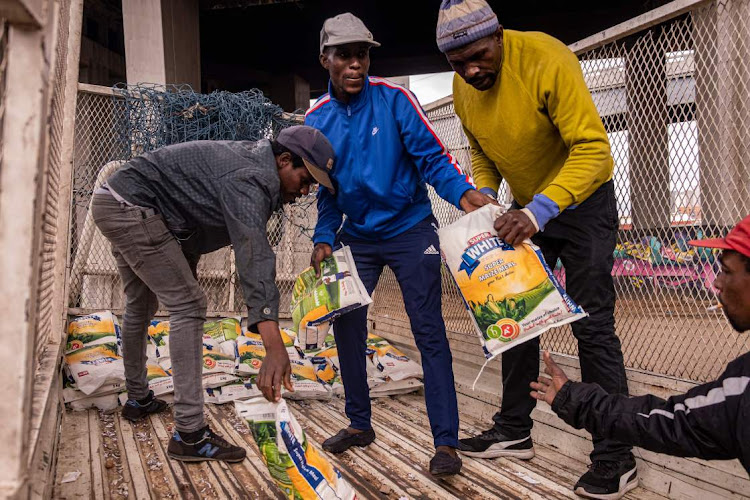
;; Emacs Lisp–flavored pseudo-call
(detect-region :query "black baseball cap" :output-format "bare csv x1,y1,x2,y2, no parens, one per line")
276,125,336,194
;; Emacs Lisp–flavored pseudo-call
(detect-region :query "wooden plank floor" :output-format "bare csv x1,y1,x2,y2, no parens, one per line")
52,394,668,499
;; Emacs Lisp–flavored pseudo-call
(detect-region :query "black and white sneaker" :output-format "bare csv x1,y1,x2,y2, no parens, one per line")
457,428,535,459
167,426,247,463
121,390,168,422
574,458,638,499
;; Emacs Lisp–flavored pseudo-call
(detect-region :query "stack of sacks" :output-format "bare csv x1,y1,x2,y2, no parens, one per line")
305,345,344,396
366,334,424,397
240,327,332,401
117,319,177,406
141,318,253,404
300,331,423,398
63,311,126,411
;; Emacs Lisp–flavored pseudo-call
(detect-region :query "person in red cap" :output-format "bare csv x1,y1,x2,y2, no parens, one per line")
530,215,750,477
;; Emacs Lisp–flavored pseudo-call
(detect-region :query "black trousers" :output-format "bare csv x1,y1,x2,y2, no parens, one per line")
494,181,632,462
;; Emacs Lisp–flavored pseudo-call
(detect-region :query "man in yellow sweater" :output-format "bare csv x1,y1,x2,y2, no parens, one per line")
437,1,635,499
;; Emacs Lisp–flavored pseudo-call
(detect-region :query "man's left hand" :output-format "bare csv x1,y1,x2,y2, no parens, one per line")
530,351,570,405
460,189,498,213
494,209,536,246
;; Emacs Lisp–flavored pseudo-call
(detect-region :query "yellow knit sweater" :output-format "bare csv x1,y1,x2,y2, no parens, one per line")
453,29,613,219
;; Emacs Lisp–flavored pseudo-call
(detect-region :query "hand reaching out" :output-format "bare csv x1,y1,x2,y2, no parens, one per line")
530,351,570,405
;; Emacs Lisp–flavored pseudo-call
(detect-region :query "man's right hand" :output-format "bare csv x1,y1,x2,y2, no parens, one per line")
256,321,294,402
310,243,333,277
530,351,570,405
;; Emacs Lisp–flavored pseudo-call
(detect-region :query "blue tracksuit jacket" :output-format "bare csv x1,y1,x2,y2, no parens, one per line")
305,76,474,246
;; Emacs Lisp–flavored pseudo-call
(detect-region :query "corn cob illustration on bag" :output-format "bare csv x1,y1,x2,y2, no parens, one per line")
291,246,372,335
235,398,357,500
438,205,587,386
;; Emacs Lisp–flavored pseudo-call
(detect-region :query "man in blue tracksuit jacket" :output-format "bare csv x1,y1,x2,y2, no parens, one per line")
305,13,494,477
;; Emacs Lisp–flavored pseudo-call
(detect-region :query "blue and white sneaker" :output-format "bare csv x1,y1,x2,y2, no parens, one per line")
121,390,168,421
167,426,246,463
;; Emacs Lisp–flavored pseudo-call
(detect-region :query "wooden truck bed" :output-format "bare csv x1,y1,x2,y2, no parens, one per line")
52,393,667,499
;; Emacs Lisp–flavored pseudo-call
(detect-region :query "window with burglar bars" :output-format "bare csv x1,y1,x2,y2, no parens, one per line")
68,0,750,383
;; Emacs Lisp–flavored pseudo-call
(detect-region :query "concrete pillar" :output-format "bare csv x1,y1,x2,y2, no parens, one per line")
694,0,750,226
626,31,672,230
122,0,200,90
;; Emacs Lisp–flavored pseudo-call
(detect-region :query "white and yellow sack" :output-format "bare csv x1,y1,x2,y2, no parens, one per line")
438,205,587,386
366,334,423,381
286,356,332,401
235,398,357,500
64,342,125,395
66,311,120,353
236,331,296,376
290,246,372,336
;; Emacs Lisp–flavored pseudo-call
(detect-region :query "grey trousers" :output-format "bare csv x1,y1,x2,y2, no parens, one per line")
91,194,206,432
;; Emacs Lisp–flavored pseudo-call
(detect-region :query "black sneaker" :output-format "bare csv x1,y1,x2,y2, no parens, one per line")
167,426,247,463
429,450,462,477
322,428,376,454
574,458,638,499
457,428,535,459
121,390,168,421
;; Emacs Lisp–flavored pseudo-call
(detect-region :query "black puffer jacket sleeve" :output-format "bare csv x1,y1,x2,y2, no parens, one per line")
552,352,750,475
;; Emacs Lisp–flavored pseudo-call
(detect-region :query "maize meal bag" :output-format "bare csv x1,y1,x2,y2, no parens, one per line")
66,311,120,353
235,398,357,500
145,361,174,397
236,333,296,375
148,320,170,347
202,372,239,389
366,334,423,381
298,322,330,351
201,342,237,375
291,246,372,335
203,317,241,342
438,204,587,385
286,357,332,400
64,342,125,395
306,350,344,395
216,378,262,403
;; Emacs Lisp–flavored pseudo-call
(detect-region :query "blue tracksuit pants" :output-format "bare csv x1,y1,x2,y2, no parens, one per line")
333,215,459,448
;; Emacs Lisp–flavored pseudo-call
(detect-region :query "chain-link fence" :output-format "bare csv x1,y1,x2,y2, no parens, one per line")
397,0,748,383
68,0,749,383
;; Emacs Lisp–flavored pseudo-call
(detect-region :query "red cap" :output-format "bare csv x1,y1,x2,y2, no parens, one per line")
689,215,750,258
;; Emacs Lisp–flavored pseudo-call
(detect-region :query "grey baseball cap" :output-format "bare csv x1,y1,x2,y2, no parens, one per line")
319,12,381,54
275,125,336,194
